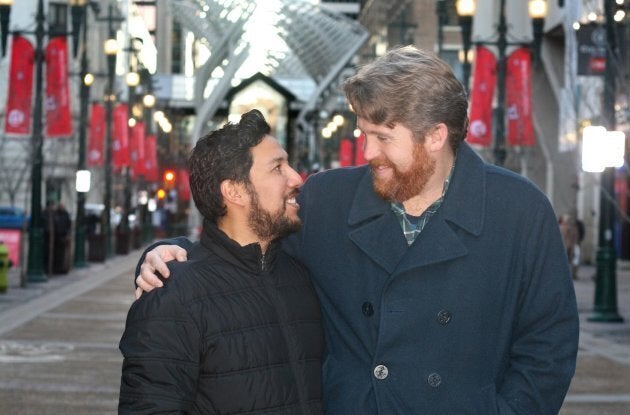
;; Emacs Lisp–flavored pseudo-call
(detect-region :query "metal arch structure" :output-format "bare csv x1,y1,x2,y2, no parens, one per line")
167,0,368,162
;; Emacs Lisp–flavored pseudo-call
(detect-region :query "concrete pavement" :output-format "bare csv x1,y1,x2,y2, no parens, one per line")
0,251,140,414
560,263,630,415
0,251,628,414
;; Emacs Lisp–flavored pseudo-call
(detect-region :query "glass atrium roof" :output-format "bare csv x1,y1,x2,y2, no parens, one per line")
168,0,368,139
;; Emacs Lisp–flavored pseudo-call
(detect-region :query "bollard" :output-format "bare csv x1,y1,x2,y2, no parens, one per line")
0,241,11,293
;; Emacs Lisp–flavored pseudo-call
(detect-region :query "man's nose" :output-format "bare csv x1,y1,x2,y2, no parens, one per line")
287,166,303,187
362,136,379,161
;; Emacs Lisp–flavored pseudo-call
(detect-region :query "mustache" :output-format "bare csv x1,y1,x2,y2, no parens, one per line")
287,187,300,199
369,158,394,169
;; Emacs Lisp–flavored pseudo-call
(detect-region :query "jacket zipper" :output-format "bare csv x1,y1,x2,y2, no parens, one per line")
260,253,266,272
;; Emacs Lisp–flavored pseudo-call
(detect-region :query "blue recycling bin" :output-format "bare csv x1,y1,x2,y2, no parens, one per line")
0,206,26,229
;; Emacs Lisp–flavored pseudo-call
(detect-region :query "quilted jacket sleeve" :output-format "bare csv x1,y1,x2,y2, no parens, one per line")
119,276,201,414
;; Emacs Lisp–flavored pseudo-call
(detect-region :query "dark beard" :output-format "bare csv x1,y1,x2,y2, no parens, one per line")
247,187,302,241
370,143,436,202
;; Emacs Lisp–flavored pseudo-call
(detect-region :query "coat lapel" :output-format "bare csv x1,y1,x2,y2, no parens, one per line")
348,169,409,274
347,143,487,276
396,143,487,274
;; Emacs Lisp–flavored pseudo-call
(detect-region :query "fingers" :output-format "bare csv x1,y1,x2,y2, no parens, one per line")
134,286,143,300
154,245,187,262
145,251,171,279
174,247,188,262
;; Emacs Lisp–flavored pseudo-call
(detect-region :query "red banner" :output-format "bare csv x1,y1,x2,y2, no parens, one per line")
143,134,158,182
87,103,105,166
178,168,191,201
339,138,354,167
466,46,496,147
130,122,146,179
112,103,130,171
4,35,34,136
506,48,535,147
355,133,367,166
45,37,72,137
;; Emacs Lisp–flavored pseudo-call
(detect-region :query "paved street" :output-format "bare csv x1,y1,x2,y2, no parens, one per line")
0,252,139,415
0,251,628,414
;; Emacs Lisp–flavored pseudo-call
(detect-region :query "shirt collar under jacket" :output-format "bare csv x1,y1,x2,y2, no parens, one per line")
391,154,457,245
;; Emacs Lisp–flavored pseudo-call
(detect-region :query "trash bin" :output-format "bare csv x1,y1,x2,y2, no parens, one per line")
88,234,105,262
0,205,26,271
115,225,130,255
132,226,141,249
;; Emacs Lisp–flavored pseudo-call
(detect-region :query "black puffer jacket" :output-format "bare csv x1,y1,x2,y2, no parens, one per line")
119,222,324,414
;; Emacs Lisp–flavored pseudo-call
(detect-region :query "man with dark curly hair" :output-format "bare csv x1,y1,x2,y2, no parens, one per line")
119,110,323,414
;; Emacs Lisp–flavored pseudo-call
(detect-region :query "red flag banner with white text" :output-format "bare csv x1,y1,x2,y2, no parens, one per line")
4,35,34,136
45,37,72,137
87,103,105,166
506,48,534,147
466,46,496,147
339,138,354,167
144,134,158,182
112,103,130,171
130,122,146,179
178,168,191,202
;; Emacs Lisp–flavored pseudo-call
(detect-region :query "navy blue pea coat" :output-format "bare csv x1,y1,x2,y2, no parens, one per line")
286,143,579,414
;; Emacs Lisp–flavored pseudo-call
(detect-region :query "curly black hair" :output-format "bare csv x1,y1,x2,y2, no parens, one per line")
188,109,271,222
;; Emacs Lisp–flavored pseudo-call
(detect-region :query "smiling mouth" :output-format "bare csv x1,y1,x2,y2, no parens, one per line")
371,164,392,177
286,189,300,209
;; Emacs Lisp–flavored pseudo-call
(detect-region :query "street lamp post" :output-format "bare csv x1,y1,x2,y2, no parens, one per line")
24,0,47,282
103,32,118,259
457,0,547,166
70,0,89,268
455,0,474,92
589,0,624,323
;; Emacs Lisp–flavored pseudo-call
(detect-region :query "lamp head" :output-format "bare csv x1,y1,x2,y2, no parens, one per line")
456,0,475,17
528,0,547,19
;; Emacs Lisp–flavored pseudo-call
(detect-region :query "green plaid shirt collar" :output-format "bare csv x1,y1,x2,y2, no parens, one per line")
391,158,456,246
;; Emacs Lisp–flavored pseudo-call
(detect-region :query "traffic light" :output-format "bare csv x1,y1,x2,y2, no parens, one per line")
163,169,176,189
156,188,166,200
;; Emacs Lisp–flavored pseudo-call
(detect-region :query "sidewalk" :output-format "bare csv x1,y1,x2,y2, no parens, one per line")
0,253,628,414
0,252,141,336
561,263,630,415
0,249,141,414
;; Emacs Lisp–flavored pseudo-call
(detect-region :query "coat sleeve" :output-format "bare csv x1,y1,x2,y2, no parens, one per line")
497,202,579,414
119,279,201,414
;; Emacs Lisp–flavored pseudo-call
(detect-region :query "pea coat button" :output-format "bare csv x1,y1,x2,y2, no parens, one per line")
362,301,374,317
427,372,442,387
437,310,452,325
374,364,389,380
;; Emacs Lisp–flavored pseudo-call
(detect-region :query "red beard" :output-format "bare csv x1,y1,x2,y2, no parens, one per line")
370,143,436,202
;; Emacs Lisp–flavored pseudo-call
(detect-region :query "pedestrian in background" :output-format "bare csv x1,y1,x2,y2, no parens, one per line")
53,203,71,274
42,200,56,274
134,46,579,414
559,213,579,280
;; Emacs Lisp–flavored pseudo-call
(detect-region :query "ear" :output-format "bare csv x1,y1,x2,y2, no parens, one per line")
426,123,449,152
220,180,247,206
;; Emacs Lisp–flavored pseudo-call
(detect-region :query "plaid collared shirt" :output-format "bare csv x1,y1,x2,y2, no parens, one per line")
391,159,455,246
